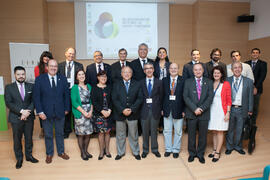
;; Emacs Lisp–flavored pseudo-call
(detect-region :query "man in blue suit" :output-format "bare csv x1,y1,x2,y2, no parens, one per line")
34,59,70,164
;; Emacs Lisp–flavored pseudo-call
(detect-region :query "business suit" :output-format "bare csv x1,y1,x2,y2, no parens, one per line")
226,76,253,151
34,73,70,156
205,60,227,78
162,76,185,153
85,63,112,86
111,61,131,84
245,59,267,125
130,58,154,81
182,61,208,81
58,60,84,137
112,79,143,156
140,77,163,154
4,82,35,161
183,77,213,158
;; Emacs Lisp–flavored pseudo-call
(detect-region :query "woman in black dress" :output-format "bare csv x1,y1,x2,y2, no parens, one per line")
91,71,112,160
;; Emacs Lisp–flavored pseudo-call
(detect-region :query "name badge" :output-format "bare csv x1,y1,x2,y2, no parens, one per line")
146,98,152,104
169,95,176,100
67,78,72,83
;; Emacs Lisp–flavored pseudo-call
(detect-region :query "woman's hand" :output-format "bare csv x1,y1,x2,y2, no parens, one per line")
224,112,230,122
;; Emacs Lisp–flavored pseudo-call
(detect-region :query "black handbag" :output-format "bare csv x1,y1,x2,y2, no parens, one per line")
243,115,252,140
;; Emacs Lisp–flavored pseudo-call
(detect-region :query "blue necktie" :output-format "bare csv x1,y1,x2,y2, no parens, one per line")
125,81,129,93
147,79,152,96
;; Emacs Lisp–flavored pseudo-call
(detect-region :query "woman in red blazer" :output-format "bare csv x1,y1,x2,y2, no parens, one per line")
208,66,232,162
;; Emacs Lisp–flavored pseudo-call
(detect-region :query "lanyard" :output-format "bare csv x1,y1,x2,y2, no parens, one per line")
213,82,221,96
233,77,242,93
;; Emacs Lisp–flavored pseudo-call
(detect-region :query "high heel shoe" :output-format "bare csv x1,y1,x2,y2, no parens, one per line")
98,154,104,160
81,153,89,161
212,152,220,162
85,152,93,158
208,149,216,158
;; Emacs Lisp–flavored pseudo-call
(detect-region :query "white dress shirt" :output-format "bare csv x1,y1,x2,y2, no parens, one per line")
65,60,74,88
139,57,148,68
96,62,104,73
48,74,57,87
232,75,243,106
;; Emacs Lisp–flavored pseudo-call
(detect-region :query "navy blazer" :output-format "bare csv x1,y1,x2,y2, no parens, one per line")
162,76,185,119
140,78,163,120
130,58,154,81
34,73,70,119
153,60,171,79
85,63,112,86
182,61,208,81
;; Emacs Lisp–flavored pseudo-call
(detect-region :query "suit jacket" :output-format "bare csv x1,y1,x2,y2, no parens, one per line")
140,78,163,120
227,76,253,118
111,61,131,84
4,82,35,123
182,61,208,81
153,60,171,79
85,63,112,86
58,60,84,80
205,60,227,78
130,58,154,81
112,79,143,121
183,77,214,120
162,76,185,119
245,59,267,94
34,73,70,119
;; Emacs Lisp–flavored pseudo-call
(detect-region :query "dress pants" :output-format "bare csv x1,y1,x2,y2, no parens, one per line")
187,118,208,157
251,94,261,125
42,117,65,156
116,120,140,156
11,119,34,160
226,107,244,151
141,111,159,153
163,113,183,153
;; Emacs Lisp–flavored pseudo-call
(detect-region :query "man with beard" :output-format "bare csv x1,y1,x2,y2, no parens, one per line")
205,48,227,77
5,66,38,169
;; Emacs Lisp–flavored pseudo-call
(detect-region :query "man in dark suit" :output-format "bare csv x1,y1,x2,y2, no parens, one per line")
34,59,70,164
205,48,227,77
140,63,163,158
85,51,111,86
162,63,185,158
58,47,84,138
183,63,214,164
182,49,208,81
4,66,38,169
130,43,154,81
112,66,143,160
226,61,253,155
111,48,131,84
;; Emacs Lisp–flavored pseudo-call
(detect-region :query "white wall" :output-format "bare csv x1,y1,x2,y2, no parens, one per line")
249,0,270,40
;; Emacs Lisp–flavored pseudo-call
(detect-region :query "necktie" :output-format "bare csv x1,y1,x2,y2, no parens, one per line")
67,62,71,78
232,77,239,101
171,78,175,95
252,61,256,71
147,79,152,96
98,64,102,73
20,83,24,100
121,62,125,68
52,77,56,89
125,81,129,93
197,78,201,100
142,60,146,67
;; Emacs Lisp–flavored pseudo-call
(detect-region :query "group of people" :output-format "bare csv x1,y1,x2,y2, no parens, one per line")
4,43,267,169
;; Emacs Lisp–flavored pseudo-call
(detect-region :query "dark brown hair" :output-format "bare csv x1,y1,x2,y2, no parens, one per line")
210,48,222,59
38,51,53,74
211,65,226,83
74,69,86,85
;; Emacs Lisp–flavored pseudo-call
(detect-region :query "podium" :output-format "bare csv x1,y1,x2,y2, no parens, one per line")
0,76,8,131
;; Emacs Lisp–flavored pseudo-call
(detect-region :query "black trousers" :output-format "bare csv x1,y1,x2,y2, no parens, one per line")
11,119,34,160
187,118,209,158
251,94,261,125
64,90,73,135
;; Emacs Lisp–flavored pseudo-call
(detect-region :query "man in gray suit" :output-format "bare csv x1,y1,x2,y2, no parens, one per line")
226,61,253,155
183,63,213,164
4,66,38,169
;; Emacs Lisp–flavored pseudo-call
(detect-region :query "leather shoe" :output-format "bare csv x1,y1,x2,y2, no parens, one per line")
86,152,93,159
164,152,171,157
58,153,69,160
141,152,148,158
26,156,39,163
16,160,23,169
225,149,233,155
235,149,246,155
45,155,53,164
106,154,112,158
64,134,69,139
173,153,179,158
153,151,161,158
198,156,205,164
98,155,104,160
134,154,141,160
115,154,124,160
188,156,195,162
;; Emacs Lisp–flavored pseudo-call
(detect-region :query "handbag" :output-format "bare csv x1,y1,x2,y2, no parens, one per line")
243,115,252,140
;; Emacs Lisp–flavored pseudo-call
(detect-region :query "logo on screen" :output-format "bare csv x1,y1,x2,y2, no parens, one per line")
94,12,119,39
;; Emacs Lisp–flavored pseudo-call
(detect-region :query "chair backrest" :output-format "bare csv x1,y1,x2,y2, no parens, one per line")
0,178,10,180
263,165,270,180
